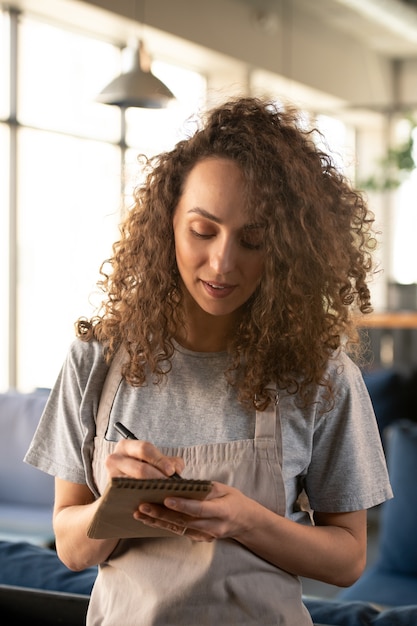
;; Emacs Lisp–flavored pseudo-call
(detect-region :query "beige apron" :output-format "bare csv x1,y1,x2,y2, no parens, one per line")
87,352,313,626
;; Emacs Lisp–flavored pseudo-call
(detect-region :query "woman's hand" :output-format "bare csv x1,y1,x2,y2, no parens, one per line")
134,481,252,542
105,438,185,480
53,440,185,571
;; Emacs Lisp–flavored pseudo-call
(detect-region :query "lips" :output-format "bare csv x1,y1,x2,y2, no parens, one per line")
202,280,236,298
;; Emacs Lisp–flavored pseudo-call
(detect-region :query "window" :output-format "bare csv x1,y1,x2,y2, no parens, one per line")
0,123,9,388
0,9,9,118
1,9,206,391
16,128,121,389
316,114,356,182
391,170,417,284
18,16,121,140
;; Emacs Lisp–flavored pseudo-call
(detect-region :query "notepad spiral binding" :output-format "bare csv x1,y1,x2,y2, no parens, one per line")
112,477,212,492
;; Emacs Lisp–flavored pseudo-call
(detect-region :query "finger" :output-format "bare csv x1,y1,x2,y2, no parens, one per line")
161,481,224,513
105,453,161,479
136,503,201,531
109,440,184,477
134,508,214,542
164,497,199,516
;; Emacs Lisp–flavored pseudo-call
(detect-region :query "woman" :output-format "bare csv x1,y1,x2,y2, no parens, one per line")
25,96,392,625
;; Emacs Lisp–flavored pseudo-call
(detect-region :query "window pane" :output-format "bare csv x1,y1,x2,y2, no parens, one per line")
316,114,356,181
0,124,9,391
17,128,121,390
18,15,121,141
391,170,417,284
0,9,9,119
125,107,183,158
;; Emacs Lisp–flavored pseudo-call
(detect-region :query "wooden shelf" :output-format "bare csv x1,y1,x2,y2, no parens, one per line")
355,312,417,329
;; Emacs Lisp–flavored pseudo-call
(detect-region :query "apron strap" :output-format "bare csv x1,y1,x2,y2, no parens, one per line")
254,385,282,466
96,346,127,438
254,384,278,439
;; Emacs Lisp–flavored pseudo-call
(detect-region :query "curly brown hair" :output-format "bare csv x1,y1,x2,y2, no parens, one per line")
77,96,376,410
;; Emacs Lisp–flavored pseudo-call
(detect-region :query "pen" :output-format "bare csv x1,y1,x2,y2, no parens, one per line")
114,421,183,480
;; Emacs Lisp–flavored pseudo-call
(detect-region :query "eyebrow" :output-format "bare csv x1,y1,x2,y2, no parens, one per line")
187,207,263,230
188,207,222,224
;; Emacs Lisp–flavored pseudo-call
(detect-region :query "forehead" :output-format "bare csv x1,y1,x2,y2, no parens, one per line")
183,156,268,222
178,157,252,217
184,157,243,185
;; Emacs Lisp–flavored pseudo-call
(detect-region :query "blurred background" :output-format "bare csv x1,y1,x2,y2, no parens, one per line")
2,0,417,391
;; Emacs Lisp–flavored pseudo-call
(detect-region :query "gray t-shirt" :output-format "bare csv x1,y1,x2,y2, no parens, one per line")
25,338,392,521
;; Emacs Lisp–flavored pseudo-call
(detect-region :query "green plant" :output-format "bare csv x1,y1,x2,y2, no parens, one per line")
360,117,416,191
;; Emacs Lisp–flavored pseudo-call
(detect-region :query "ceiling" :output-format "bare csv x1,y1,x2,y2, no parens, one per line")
4,0,417,115
240,0,417,58
304,0,417,57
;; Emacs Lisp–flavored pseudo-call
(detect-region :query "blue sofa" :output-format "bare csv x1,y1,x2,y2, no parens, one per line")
0,389,54,545
337,418,417,608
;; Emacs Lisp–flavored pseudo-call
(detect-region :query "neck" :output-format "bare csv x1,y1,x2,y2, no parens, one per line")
175,325,231,352
175,297,240,353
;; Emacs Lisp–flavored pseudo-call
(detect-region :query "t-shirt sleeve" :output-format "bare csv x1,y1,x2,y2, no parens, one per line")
24,338,108,486
305,354,393,512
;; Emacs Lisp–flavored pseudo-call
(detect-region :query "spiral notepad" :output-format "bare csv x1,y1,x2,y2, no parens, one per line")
87,477,213,539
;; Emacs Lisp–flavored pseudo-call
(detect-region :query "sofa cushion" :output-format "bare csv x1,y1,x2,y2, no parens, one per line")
338,419,417,607
0,390,53,506
0,541,97,594
0,390,55,544
377,419,417,577
304,596,417,626
337,567,417,609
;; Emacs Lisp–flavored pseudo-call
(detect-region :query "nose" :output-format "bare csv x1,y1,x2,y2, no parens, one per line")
210,235,237,275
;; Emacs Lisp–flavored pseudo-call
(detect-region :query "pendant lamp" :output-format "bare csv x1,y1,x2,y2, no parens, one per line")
96,41,175,109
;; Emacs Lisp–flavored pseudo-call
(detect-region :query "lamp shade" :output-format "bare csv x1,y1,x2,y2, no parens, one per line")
96,43,175,109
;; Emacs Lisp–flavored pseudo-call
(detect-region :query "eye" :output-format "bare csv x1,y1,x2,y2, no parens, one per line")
240,240,263,250
240,228,264,250
189,227,214,239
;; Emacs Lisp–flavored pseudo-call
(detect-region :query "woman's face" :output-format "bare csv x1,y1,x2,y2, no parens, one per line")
173,157,265,318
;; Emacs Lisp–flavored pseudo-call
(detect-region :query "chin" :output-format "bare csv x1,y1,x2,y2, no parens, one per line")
200,302,240,318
